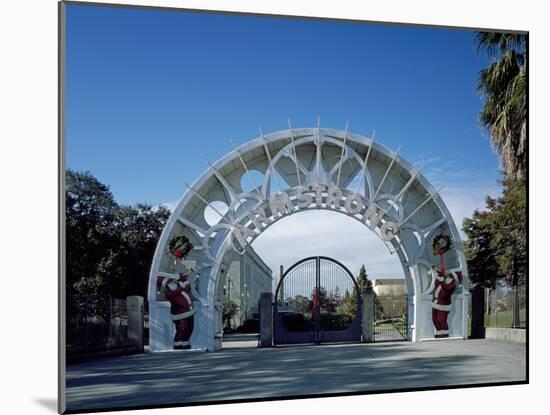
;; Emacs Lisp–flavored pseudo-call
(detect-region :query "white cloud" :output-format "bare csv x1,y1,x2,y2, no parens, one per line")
251,210,404,280
439,182,501,238
413,153,502,238
427,156,443,164
421,164,501,239
155,200,179,213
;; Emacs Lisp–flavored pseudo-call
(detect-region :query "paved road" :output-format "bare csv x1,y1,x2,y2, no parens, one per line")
66,339,526,412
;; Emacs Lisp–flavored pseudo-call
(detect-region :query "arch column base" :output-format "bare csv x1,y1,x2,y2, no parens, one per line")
149,301,220,352
413,294,468,341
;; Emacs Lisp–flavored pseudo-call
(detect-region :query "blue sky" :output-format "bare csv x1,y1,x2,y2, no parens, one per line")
66,3,502,277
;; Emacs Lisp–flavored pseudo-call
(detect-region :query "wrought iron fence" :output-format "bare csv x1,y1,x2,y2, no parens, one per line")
467,291,472,337
373,294,408,342
66,295,134,357
485,283,527,329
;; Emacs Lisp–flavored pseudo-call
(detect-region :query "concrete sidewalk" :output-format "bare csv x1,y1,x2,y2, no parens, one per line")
66,339,526,412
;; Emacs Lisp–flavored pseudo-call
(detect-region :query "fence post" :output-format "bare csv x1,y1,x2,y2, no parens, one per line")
495,288,499,327
127,296,144,353
259,292,273,347
512,285,520,328
361,291,375,343
108,296,113,343
84,295,89,355
470,285,485,338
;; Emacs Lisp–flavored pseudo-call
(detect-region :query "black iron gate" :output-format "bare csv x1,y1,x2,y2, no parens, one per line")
273,256,362,345
373,294,408,342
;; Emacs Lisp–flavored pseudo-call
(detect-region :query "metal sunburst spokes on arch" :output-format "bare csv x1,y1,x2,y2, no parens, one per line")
176,120,444,263
148,119,469,351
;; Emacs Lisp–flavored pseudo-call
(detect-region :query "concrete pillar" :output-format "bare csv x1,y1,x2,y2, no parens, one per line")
278,265,284,299
259,292,273,347
406,294,415,341
214,301,223,351
470,285,485,339
127,296,144,353
361,291,375,343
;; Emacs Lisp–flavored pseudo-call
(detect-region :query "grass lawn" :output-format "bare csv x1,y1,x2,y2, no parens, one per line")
485,308,527,328
467,308,526,337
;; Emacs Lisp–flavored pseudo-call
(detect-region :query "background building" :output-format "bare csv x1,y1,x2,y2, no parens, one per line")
372,278,408,320
372,278,407,296
224,247,272,327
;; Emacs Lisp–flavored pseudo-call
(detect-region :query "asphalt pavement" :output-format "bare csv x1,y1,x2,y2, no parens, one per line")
65,338,526,412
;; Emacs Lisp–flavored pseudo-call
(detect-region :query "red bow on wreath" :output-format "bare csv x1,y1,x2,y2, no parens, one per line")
168,235,193,260
432,234,451,275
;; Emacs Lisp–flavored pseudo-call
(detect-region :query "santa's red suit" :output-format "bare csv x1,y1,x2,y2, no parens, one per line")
431,270,463,338
157,272,195,349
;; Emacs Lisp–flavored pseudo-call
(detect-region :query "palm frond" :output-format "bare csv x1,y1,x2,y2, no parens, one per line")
476,32,526,57
476,37,527,180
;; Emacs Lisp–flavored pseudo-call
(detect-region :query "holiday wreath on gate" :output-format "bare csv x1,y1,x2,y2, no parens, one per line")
168,235,193,259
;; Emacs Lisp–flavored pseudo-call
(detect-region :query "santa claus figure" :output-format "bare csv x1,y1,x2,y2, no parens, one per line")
157,267,199,350
431,266,463,338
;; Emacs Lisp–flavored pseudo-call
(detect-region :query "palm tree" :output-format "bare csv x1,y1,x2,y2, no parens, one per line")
476,32,527,180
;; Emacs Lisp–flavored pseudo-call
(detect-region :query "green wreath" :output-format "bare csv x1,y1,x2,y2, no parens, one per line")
432,233,452,256
168,235,193,259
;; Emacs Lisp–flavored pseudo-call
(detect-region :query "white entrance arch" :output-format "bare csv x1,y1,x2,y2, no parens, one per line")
148,125,469,351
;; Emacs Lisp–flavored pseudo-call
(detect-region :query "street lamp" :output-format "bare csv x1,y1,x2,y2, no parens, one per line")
241,283,250,319
225,274,233,299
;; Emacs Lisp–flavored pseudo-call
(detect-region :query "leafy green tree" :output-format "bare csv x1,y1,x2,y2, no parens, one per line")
476,32,527,180
357,264,373,293
327,286,342,307
66,169,170,299
351,265,372,302
487,179,527,327
287,294,310,313
101,204,171,298
341,265,374,318
310,286,329,311
463,207,503,289
487,179,527,288
464,33,527,328
66,170,118,297
463,179,526,327
342,289,356,318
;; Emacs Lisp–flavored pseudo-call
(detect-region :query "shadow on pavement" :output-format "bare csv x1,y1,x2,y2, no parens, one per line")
65,339,526,412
